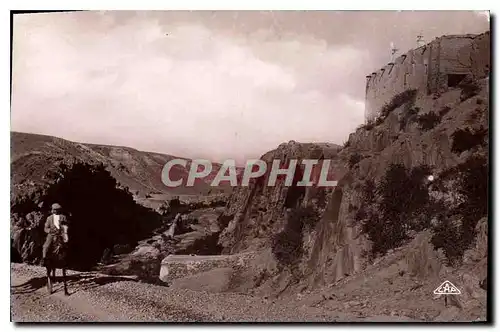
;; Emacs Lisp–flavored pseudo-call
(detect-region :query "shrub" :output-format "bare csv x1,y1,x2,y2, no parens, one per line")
354,180,375,224
315,187,328,210
416,112,442,131
430,218,465,265
406,165,434,228
431,155,488,264
354,206,367,222
272,205,320,268
348,153,363,168
362,119,376,131
348,203,356,213
459,77,480,101
380,89,418,119
399,106,420,131
272,220,303,269
454,155,488,221
363,213,409,256
297,205,322,230
361,179,376,203
451,126,488,154
364,123,375,131
377,164,412,221
361,164,433,257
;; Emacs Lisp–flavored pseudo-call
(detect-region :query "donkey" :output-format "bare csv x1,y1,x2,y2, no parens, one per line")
45,224,70,295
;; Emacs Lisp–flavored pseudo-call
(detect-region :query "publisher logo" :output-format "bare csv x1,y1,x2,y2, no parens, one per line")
433,280,461,295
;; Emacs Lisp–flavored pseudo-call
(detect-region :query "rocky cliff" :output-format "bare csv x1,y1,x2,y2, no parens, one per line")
213,75,488,320
218,141,342,255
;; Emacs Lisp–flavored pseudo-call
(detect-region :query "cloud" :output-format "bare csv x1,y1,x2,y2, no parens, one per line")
11,11,488,164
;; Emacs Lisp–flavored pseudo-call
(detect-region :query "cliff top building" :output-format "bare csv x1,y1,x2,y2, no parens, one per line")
364,31,490,121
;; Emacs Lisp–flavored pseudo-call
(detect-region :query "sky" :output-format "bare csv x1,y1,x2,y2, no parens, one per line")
11,11,489,164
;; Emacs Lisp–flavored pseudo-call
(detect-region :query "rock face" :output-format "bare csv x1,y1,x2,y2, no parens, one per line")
404,231,443,280
10,161,165,269
215,77,489,302
218,142,342,255
97,207,227,282
307,79,488,289
11,212,46,264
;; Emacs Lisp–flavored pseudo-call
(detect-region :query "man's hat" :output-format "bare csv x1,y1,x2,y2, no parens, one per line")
51,203,62,210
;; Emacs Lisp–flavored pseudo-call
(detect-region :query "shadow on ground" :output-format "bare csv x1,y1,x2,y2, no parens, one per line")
11,272,139,296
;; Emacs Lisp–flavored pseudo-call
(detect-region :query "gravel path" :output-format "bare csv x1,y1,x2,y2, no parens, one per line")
11,263,424,322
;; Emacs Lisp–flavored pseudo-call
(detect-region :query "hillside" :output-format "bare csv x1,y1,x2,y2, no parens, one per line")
10,132,239,270
11,131,239,199
159,76,489,322
10,81,489,322
10,75,489,322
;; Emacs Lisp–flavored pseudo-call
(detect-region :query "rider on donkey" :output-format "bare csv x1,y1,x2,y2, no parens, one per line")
41,203,69,266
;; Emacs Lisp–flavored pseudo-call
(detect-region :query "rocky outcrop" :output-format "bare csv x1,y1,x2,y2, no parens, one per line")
11,212,46,264
404,231,443,280
216,76,489,300
98,207,228,282
10,161,164,269
218,141,342,255
100,242,166,284
304,179,370,287
463,217,488,266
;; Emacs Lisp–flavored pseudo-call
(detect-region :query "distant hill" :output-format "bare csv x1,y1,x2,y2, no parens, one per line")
10,131,242,198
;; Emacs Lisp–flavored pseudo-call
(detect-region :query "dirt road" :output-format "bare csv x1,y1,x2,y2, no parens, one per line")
11,263,333,322
11,263,427,323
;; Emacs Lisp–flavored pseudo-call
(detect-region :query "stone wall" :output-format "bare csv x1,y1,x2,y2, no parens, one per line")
365,31,490,121
365,44,431,121
159,253,253,282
